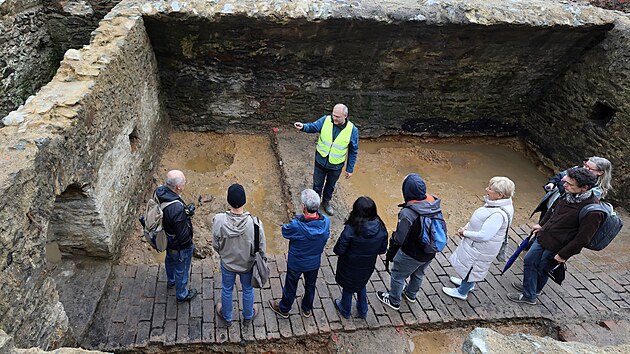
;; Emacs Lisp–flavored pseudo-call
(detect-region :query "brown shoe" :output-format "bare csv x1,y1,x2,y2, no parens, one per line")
215,303,232,327
268,299,290,319
244,305,259,322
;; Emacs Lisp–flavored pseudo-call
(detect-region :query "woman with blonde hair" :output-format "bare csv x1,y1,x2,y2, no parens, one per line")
443,176,515,300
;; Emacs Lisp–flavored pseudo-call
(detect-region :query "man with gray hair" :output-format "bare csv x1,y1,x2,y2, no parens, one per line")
269,189,330,318
154,170,198,302
293,103,359,216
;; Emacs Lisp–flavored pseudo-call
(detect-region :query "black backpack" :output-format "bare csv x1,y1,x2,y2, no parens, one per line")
579,201,624,251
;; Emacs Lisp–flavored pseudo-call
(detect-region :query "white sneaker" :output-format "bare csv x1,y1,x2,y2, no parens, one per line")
442,287,468,300
449,276,475,291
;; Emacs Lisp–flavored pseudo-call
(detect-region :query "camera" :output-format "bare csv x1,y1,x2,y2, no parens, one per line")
185,203,196,217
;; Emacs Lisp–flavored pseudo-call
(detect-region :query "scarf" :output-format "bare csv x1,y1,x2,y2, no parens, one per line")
564,189,593,204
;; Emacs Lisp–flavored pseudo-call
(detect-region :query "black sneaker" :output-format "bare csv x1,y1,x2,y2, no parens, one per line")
506,293,537,305
177,288,198,302
377,291,400,310
321,201,335,216
269,299,290,319
512,282,543,296
402,287,416,303
300,306,312,318
167,282,175,289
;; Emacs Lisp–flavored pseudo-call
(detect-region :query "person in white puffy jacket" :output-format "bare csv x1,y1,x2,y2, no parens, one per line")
442,176,515,300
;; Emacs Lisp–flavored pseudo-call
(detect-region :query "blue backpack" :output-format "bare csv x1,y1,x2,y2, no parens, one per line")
420,212,448,253
578,201,624,251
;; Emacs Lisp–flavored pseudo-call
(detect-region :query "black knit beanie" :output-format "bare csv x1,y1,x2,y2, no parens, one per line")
227,184,246,208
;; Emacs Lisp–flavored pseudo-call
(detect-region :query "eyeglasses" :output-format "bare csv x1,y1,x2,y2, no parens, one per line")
582,161,600,172
563,180,575,187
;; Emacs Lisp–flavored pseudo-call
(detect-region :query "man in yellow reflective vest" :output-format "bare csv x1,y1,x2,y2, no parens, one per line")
293,103,359,216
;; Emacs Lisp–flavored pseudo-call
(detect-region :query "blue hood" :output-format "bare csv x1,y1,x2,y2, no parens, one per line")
402,174,427,202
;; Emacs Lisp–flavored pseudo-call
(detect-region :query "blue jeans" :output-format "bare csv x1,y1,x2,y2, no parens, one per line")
313,162,343,203
165,245,194,300
522,239,555,300
457,274,475,296
279,267,319,313
338,287,368,319
220,263,254,321
389,250,432,306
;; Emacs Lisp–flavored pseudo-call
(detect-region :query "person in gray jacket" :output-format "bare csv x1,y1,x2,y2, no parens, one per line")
212,184,266,326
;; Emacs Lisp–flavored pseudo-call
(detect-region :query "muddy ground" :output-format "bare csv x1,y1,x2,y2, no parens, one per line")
119,132,288,266
119,132,628,268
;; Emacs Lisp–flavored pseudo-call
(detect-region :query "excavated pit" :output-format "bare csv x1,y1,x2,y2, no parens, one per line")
2,1,630,351
118,134,549,263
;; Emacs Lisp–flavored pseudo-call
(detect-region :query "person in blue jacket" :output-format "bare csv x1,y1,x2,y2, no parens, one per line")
154,170,198,302
333,196,388,319
293,103,359,216
269,189,330,318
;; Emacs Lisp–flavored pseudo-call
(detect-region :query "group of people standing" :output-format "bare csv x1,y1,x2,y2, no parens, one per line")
152,103,613,326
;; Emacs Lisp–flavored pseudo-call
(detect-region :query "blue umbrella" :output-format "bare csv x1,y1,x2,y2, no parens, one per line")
501,233,533,275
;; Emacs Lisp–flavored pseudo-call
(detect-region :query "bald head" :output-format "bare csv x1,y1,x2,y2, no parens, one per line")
332,103,348,126
165,170,186,194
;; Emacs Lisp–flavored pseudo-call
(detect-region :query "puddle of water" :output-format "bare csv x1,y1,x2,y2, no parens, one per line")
46,242,62,264
345,137,548,234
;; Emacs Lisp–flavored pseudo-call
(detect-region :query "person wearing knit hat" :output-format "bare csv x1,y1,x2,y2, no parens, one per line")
213,184,266,326
227,183,246,208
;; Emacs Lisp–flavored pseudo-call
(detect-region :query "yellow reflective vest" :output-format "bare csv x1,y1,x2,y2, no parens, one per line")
316,116,354,165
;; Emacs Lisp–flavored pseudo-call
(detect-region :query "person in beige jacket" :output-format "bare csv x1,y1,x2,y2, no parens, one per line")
442,176,515,300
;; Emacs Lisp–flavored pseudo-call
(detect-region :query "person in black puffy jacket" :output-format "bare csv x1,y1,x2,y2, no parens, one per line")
154,170,197,303
333,196,388,319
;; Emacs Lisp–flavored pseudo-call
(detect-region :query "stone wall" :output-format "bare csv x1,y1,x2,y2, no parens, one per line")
0,0,121,120
138,1,614,136
43,0,122,57
0,0,58,118
0,11,165,348
524,15,630,206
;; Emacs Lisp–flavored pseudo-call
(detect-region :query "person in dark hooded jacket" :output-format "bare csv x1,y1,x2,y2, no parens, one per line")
333,196,388,319
269,189,330,319
377,174,445,310
155,170,197,302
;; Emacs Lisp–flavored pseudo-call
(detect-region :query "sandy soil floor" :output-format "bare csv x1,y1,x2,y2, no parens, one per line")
118,132,629,270
118,132,288,265
341,136,549,235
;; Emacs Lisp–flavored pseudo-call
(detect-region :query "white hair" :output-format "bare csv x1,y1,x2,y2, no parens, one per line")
301,189,321,213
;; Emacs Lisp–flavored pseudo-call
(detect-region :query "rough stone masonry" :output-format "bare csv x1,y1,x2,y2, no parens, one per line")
0,0,628,350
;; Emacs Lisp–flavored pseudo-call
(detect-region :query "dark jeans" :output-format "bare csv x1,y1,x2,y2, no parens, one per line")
313,162,343,203
279,267,319,313
338,287,368,318
522,239,555,300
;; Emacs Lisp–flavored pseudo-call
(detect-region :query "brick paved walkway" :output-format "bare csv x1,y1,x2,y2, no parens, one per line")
84,224,630,351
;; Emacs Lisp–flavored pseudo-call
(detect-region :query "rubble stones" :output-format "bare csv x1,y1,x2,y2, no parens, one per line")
463,328,630,354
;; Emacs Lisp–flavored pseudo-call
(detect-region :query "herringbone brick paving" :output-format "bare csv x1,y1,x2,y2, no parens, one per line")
86,225,630,350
